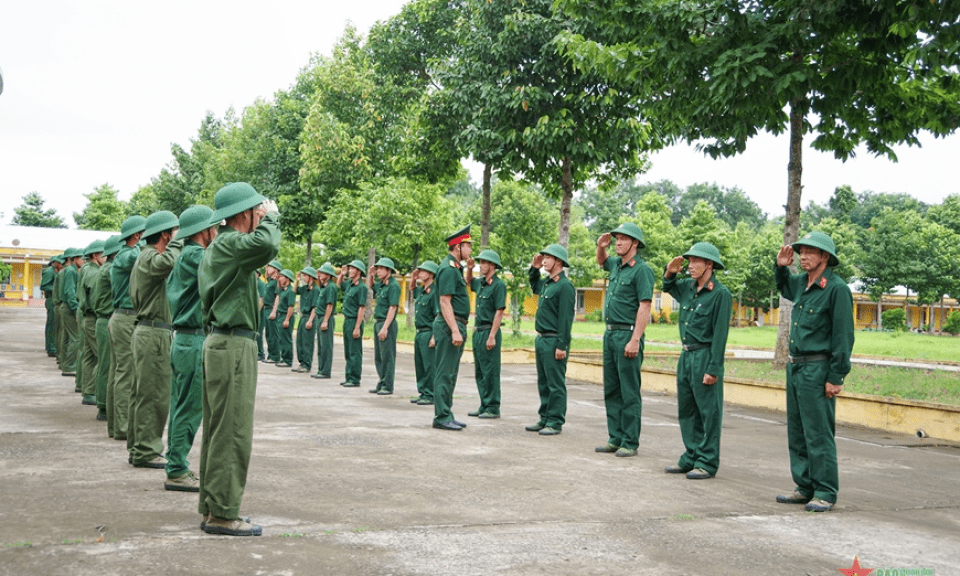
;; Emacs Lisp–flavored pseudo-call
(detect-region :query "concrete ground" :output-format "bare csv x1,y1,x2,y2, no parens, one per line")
1,306,958,576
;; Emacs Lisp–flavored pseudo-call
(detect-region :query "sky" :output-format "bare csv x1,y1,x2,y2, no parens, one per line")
2,1,958,227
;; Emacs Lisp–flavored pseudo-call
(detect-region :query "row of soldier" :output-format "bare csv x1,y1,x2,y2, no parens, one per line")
39,180,853,537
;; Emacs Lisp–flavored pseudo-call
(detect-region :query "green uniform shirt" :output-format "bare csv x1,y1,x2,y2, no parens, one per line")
62,264,80,312
111,244,140,310
470,275,506,325
414,285,437,330
297,284,317,314
663,272,732,377
435,254,470,320
264,278,278,313
200,212,281,331
373,277,400,320
92,260,115,318
529,268,576,350
130,241,184,323
78,261,100,315
776,266,855,385
316,282,338,318
40,265,56,291
603,255,655,325
166,241,204,329
257,276,266,307
340,279,368,319
277,285,295,315
52,268,64,306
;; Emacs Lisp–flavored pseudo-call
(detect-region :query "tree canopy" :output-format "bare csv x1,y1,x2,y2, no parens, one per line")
12,192,66,228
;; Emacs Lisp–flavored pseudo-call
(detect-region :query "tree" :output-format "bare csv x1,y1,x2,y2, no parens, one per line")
578,179,649,237
859,208,921,330
12,192,66,228
629,191,682,283
74,183,128,231
926,194,960,235
673,183,766,230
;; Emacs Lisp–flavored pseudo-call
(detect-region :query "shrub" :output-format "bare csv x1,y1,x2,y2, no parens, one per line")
944,311,960,335
586,308,603,323
881,308,907,332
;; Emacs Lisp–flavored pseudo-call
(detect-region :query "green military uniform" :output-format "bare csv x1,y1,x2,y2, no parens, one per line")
197,183,279,528
776,232,854,506
372,261,400,394
60,254,81,376
53,258,65,368
313,267,338,378
275,273,295,366
433,253,471,426
110,240,141,441
78,244,103,404
295,273,318,372
412,262,438,403
93,237,120,425
256,276,266,361
663,244,731,476
529,250,576,432
263,271,280,363
470,254,506,417
41,262,57,356
340,270,367,386
128,212,183,466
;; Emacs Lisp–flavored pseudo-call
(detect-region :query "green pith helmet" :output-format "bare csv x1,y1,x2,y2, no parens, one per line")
143,210,179,238
318,262,337,277
63,248,77,259
540,243,570,268
103,235,122,257
375,257,396,272
210,182,266,223
683,242,724,270
119,215,147,240
348,259,367,275
476,249,502,269
266,259,282,272
611,222,645,248
301,266,318,280
50,255,62,265
175,205,216,240
445,224,472,246
793,231,839,267
82,239,105,257
417,260,438,276
280,269,295,282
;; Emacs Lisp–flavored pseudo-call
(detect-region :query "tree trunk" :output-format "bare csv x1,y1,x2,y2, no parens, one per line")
365,246,376,320
558,156,573,248
773,100,805,368
877,298,882,330
304,237,313,267
481,163,492,248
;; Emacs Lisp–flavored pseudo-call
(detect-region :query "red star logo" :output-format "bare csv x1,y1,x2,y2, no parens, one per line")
819,276,828,289
838,556,874,576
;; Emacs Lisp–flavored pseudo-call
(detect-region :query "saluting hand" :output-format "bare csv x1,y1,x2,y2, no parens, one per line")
777,246,794,267
532,253,544,269
666,256,685,275
466,258,476,269
597,233,612,249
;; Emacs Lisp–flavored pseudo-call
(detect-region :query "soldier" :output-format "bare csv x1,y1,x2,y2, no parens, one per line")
525,244,576,436
410,261,438,405
775,232,854,513
93,236,121,426
466,250,506,419
272,269,296,368
338,260,368,388
128,210,182,469
59,248,82,379
41,257,59,357
78,240,106,406
293,267,318,373
197,183,279,536
663,242,732,479
109,215,146,443
164,205,218,493
369,257,400,395
432,225,472,431
262,260,282,364
594,223,654,457
256,272,267,361
310,263,338,380
53,254,66,369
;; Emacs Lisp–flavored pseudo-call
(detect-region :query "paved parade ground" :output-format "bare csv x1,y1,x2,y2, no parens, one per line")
1,306,958,576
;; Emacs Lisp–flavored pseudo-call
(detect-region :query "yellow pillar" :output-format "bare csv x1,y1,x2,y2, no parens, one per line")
22,258,31,301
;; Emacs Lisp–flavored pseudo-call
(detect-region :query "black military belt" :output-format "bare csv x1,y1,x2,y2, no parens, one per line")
438,315,469,325
43,290,52,297
83,311,96,318
175,327,204,336
682,342,710,352
374,317,387,322
417,327,432,334
789,353,830,364
137,320,173,331
114,308,136,316
209,327,257,340
606,323,634,331
474,323,493,331
537,331,559,338
97,314,111,320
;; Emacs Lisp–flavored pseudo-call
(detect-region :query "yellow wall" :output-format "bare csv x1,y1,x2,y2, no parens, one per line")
1,247,58,302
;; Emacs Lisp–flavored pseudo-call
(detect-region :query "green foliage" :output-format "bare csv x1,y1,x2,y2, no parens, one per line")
944,311,960,336
881,308,907,332
74,183,127,231
628,191,681,286
12,192,66,228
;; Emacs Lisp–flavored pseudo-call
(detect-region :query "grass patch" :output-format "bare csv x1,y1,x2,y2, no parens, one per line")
278,532,306,538
353,527,374,533
60,539,84,545
674,514,694,521
1,541,32,548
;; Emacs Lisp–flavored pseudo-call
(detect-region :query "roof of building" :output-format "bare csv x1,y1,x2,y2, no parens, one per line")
0,224,114,253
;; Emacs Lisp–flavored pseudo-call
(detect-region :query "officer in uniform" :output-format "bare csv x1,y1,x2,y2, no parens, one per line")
410,261,438,405
93,236,121,426
310,263,338,379
272,269,296,368
663,242,732,478
60,248,82,378
466,250,506,419
52,254,66,369
595,223,654,457
256,272,267,361
109,215,146,442
775,231,854,512
78,240,106,406
41,257,59,357
164,205,218,492
128,210,182,469
293,267,318,373
526,244,576,436
369,257,400,395
262,260,282,363
338,260,368,387
432,225,472,431
198,182,280,537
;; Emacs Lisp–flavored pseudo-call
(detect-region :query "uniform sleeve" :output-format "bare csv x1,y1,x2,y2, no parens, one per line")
469,277,480,293
556,281,576,350
775,266,797,302
663,273,680,299
143,240,184,279
388,281,400,306
528,267,544,295
603,257,617,274
828,285,855,385
493,280,506,310
232,212,281,271
707,287,733,377
357,284,369,309
63,271,79,311
636,263,654,302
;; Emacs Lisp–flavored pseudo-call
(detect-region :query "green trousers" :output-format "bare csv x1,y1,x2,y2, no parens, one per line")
675,347,723,474
472,328,501,415
166,332,204,478
129,325,172,464
95,318,112,414
342,317,364,385
432,319,466,425
80,315,98,397
534,335,568,430
786,360,839,503
59,304,79,374
199,333,258,520
602,329,643,450
315,317,335,377
45,294,57,355
256,308,266,360
109,312,135,440
295,314,316,371
265,310,280,362
413,329,435,401
373,319,397,392
276,314,293,364
56,304,65,368
75,311,85,389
